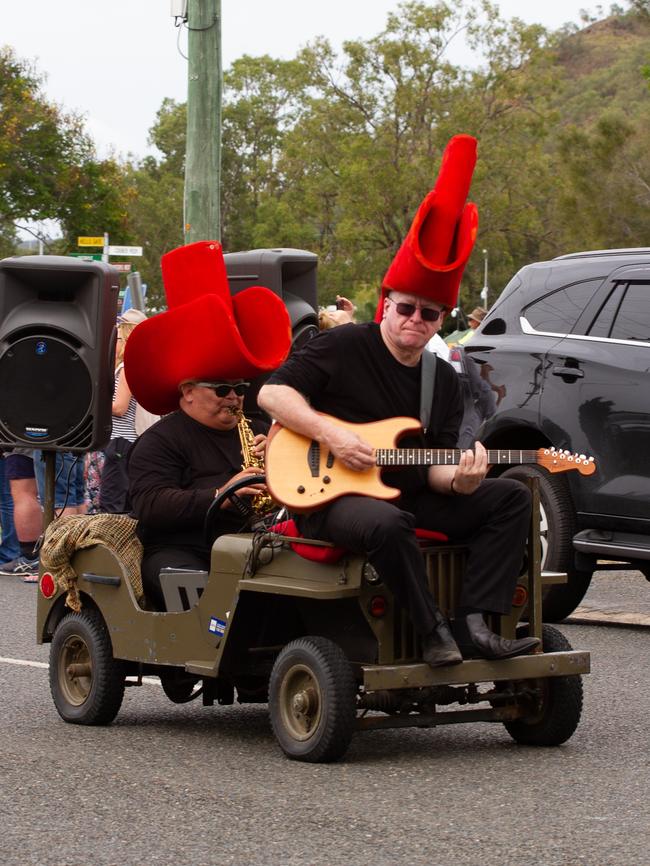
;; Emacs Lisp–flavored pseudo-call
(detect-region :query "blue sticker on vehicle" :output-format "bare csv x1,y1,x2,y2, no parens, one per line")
208,617,227,637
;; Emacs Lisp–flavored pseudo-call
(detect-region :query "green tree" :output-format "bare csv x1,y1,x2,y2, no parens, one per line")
0,46,132,250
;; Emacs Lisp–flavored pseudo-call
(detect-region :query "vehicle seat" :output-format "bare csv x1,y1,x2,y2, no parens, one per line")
268,519,448,564
159,568,209,612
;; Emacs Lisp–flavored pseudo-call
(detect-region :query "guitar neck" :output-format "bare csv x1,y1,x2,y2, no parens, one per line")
376,448,540,467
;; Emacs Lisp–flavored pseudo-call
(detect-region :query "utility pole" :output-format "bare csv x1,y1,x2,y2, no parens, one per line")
184,0,222,244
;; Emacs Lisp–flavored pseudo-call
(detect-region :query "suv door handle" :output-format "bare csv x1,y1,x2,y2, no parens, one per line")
552,366,584,379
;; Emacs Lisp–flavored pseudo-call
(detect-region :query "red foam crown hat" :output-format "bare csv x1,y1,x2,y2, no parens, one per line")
124,241,292,415
375,134,479,321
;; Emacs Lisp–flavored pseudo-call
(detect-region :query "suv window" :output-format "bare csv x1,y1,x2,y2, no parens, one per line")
523,280,602,334
609,283,650,342
586,283,625,338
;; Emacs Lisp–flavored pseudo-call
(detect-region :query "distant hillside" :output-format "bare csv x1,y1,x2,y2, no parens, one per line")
554,12,650,126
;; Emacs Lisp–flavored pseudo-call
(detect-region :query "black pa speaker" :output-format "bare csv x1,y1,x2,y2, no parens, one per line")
0,256,120,452
224,248,319,419
224,248,319,349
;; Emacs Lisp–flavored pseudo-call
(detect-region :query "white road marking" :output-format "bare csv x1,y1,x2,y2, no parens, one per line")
0,655,161,685
0,656,48,669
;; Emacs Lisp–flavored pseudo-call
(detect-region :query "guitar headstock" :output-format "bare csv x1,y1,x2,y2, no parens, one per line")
537,448,596,476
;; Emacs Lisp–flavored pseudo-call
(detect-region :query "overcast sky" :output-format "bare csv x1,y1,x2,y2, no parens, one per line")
3,0,598,161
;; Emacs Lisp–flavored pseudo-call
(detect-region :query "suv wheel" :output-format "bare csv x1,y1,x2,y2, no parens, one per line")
500,465,593,621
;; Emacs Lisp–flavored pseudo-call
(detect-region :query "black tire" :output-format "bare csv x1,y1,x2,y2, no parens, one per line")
504,624,583,746
500,464,593,621
159,669,202,704
269,636,357,763
49,609,125,725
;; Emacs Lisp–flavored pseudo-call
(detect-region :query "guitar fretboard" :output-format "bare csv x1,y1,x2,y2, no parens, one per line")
376,449,540,467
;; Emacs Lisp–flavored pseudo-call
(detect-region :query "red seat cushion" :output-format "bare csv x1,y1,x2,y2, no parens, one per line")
269,520,448,564
415,527,449,543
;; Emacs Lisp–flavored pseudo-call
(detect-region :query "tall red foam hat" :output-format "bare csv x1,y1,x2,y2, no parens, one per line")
124,241,292,416
375,134,479,321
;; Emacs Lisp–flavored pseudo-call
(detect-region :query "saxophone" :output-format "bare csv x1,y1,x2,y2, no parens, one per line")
232,408,275,516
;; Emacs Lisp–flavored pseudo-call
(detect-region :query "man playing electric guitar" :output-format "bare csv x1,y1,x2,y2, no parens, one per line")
259,136,542,669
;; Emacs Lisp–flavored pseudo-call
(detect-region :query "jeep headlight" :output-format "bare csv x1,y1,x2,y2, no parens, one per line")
362,561,381,585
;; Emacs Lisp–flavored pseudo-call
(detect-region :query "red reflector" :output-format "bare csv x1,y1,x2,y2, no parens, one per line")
369,595,387,617
512,584,528,607
449,348,462,362
40,572,56,598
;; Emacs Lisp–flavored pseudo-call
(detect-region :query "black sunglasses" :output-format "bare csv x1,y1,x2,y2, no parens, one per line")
386,297,442,323
196,381,250,397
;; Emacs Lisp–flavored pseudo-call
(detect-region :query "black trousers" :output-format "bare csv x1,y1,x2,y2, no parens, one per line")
99,437,133,513
141,546,209,610
140,511,248,609
298,479,531,636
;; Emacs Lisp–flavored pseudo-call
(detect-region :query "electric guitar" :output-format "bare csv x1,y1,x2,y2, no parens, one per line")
265,414,596,512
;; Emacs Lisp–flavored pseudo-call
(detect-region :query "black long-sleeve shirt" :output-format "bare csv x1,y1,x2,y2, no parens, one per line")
266,322,463,495
128,409,267,556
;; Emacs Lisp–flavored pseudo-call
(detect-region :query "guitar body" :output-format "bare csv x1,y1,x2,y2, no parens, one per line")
266,415,422,512
265,414,596,513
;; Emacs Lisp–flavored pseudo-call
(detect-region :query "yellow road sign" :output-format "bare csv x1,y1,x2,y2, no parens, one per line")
78,236,105,247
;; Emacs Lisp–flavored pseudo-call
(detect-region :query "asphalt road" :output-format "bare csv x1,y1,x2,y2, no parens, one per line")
1,570,648,866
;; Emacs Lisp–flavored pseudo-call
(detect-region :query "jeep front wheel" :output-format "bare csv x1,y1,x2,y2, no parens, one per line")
49,609,125,725
269,636,357,763
504,624,583,746
500,464,593,621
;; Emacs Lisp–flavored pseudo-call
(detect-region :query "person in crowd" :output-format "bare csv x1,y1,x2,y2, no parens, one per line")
0,452,20,565
445,305,487,347
318,295,357,330
258,134,539,668
0,450,42,581
123,239,293,609
99,308,148,513
33,450,86,519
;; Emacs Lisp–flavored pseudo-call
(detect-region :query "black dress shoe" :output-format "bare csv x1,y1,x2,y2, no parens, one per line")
421,611,463,668
452,613,541,660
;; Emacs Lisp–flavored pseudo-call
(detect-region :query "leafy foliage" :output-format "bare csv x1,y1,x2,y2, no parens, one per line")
6,1,650,316
0,47,130,251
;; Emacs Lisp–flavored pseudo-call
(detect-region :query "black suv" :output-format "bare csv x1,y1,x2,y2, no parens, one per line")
466,248,650,620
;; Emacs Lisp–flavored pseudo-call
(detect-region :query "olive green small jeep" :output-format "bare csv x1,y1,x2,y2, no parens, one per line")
37,476,590,763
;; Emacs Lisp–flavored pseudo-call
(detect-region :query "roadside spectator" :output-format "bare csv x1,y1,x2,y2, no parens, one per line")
318,296,357,330
0,453,20,564
99,309,148,513
446,306,487,347
0,451,42,581
33,451,86,518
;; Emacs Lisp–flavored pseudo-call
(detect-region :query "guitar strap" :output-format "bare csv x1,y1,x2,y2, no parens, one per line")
420,350,437,433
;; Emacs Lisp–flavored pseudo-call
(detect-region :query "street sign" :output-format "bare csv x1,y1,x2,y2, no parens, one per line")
69,253,103,261
108,245,143,257
78,236,105,247
110,262,133,273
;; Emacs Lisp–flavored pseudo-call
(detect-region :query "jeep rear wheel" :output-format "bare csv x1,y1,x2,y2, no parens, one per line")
49,609,125,725
500,464,592,621
504,625,583,746
269,636,357,763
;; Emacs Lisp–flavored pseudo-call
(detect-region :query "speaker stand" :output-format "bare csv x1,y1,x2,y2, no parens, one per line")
42,450,57,530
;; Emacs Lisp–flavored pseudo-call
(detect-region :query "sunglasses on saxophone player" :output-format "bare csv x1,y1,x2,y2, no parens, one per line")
195,381,251,397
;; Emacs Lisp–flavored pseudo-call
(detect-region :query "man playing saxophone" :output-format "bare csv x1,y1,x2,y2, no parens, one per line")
128,379,270,609
122,239,292,609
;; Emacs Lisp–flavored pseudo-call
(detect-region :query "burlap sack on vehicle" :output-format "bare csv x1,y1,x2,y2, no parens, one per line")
40,514,144,612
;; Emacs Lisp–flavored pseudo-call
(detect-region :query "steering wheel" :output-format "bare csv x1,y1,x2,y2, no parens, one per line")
203,474,266,546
